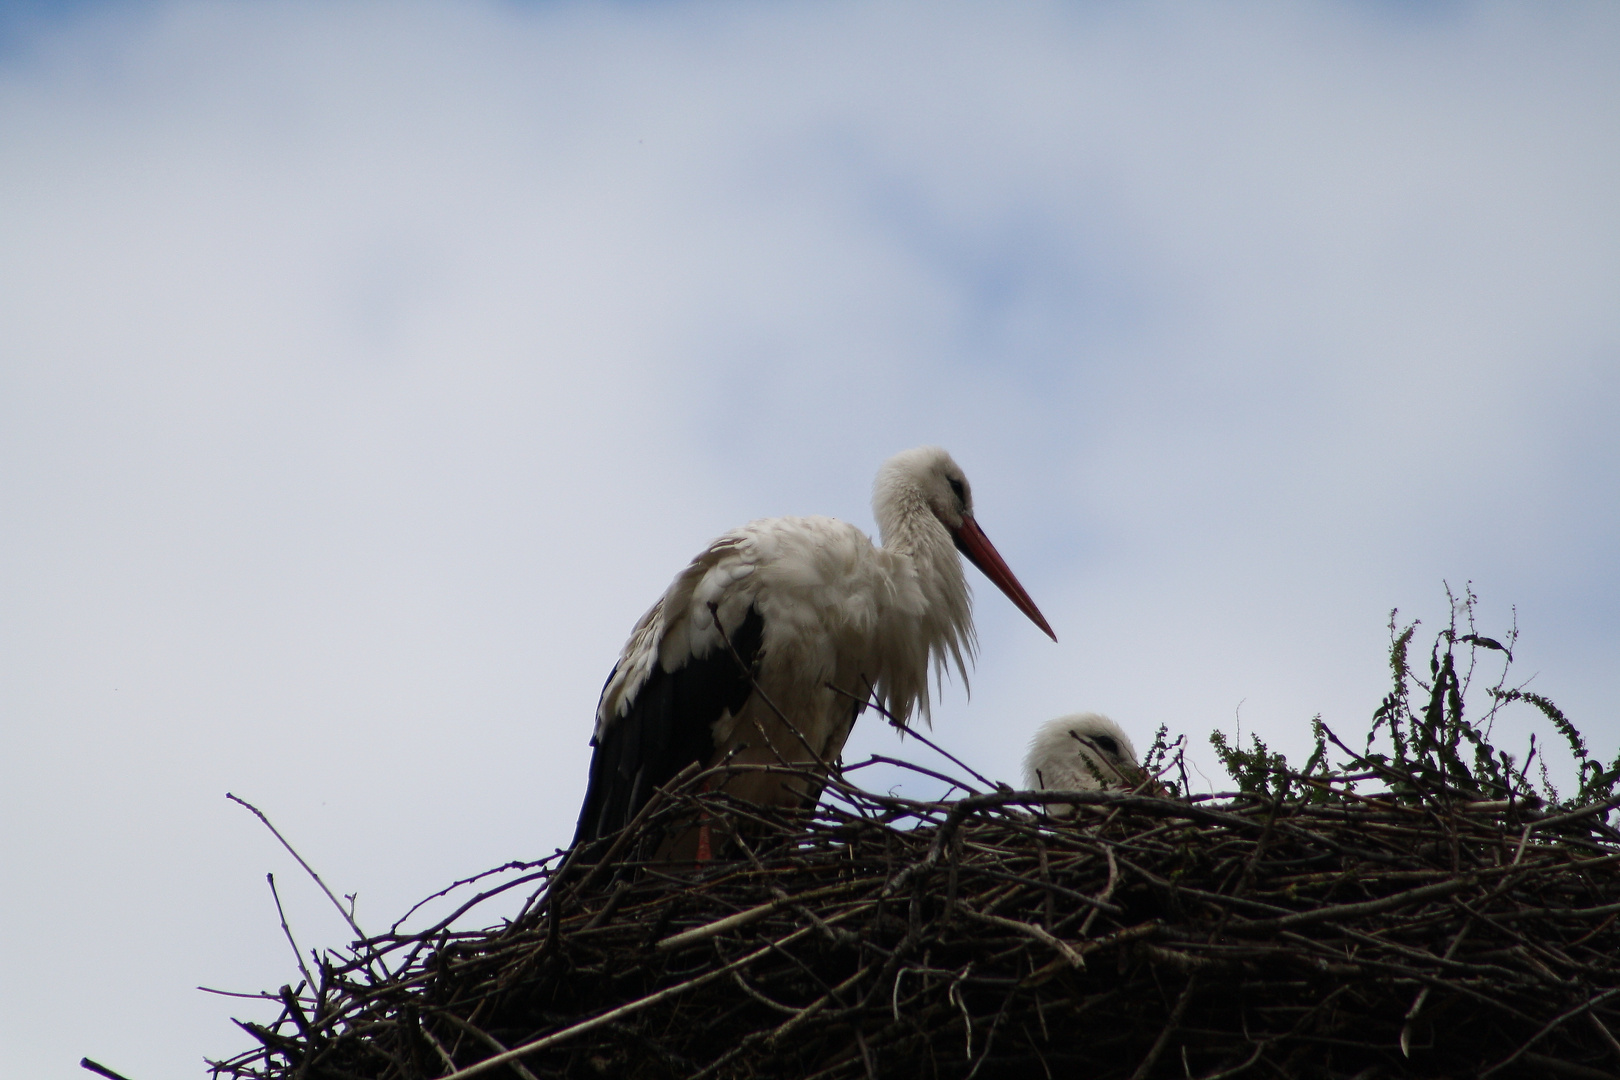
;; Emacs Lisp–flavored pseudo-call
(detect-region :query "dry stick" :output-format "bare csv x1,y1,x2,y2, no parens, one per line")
656,882,870,951
266,873,318,1002
277,984,317,1048
881,788,1221,898
948,963,976,1059
393,858,555,934
1035,838,1054,930
1022,920,1164,984
846,754,979,799
965,865,1124,916
79,1059,135,1080
1193,1040,1265,1080
419,1024,460,1075
694,962,878,1080
958,906,1085,969
1588,1012,1620,1063
558,759,705,903
1194,982,1355,1080
1401,861,1554,1054
436,1013,543,1080
399,865,557,945
1227,874,1480,932
945,829,963,919
1139,787,1276,1079
855,1028,879,1080
728,822,770,872
1077,846,1120,938
731,970,800,1015
510,858,567,929
1322,924,1523,982
581,879,631,931
1105,852,1296,919
961,982,1019,1080
1506,797,1620,866
1399,921,1471,1057
830,679,998,794
197,986,284,1001
1128,973,1200,1080
432,918,841,1080
231,1018,289,1058
1529,795,1620,831
1274,931,1545,1027
1517,1051,1620,1080
1481,986,1620,1079
226,793,388,979
765,960,873,1050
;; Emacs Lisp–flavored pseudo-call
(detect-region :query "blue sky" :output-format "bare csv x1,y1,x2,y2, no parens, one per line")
2,2,1618,1076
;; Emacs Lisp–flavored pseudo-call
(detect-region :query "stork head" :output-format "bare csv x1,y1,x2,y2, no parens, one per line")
873,446,972,527
1024,712,1159,812
873,447,1056,641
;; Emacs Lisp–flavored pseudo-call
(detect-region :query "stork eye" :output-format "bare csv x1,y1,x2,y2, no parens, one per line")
1093,735,1119,756
948,477,966,504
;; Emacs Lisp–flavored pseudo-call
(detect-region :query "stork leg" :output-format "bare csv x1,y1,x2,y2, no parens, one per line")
695,777,714,863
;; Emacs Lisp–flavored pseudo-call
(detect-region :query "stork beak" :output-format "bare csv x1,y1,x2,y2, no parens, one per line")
952,515,1057,641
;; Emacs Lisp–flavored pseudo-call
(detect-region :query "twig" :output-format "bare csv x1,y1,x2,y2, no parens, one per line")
560,759,704,899
79,1060,135,1080
434,919,845,1080
1229,874,1481,932
1400,921,1471,1056
656,883,870,951
227,793,387,978
1129,974,1199,1080
958,907,1085,969
436,1014,543,1080
1482,987,1620,1078
266,873,318,999
830,678,998,793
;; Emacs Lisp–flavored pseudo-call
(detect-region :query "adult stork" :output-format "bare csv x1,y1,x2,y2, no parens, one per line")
1023,712,1153,814
572,446,1056,860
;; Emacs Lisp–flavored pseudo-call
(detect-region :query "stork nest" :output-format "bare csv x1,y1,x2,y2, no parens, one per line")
209,605,1620,1080
208,773,1620,1080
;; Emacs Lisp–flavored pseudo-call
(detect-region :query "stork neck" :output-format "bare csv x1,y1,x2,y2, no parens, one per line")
870,481,976,724
878,490,940,553
877,493,962,592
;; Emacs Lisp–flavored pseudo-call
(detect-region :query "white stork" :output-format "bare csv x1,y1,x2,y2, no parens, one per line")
1023,712,1152,814
572,446,1056,860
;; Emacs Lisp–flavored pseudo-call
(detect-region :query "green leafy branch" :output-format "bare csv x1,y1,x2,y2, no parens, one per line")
1208,585,1617,814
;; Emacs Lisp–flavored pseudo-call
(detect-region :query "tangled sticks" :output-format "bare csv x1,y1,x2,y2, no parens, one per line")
210,759,1620,1080
210,601,1620,1078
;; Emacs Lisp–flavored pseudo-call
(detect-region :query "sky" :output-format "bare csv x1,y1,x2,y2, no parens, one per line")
1,1,1617,1076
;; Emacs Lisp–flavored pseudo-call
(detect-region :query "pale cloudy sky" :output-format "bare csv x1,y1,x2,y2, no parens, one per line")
2,2,1617,1076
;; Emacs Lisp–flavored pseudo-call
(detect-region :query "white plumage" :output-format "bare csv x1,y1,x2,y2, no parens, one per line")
574,446,1055,858
1023,713,1148,814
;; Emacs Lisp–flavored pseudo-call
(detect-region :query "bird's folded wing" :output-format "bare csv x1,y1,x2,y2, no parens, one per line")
572,533,764,849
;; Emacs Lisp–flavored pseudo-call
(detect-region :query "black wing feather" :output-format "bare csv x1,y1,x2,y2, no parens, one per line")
570,606,765,852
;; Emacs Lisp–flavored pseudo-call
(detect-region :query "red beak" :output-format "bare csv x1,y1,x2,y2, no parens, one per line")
952,516,1057,641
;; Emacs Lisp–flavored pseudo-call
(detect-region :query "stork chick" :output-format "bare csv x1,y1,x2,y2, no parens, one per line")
1023,712,1155,815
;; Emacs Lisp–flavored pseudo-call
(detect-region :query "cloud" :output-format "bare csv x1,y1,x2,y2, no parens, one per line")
1,2,1617,1075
